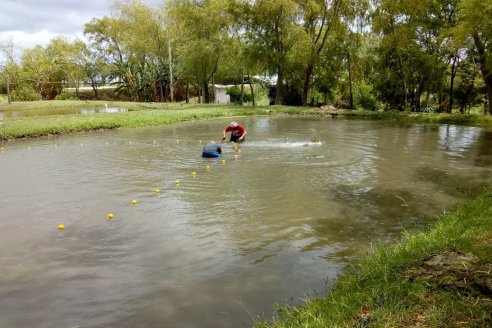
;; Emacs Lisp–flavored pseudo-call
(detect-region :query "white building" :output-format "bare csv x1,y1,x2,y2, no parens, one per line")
213,85,233,104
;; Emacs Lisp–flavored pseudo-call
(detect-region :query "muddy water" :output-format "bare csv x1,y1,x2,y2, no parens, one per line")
1,117,491,327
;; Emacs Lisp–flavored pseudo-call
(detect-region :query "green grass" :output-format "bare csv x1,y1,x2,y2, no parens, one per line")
3,101,492,140
0,102,309,140
0,99,174,111
325,109,492,128
255,188,492,327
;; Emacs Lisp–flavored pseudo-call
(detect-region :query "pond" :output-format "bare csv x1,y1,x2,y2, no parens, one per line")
0,106,129,119
1,117,492,327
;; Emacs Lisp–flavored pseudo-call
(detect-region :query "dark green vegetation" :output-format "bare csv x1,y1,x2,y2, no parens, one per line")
256,188,492,327
1,0,491,115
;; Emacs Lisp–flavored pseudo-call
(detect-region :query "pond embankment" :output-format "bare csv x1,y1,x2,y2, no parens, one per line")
2,101,492,140
255,187,492,327
1,101,491,326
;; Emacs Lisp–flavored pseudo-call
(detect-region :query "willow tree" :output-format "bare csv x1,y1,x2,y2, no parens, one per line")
0,40,18,104
455,0,492,114
222,0,272,106
84,16,131,98
167,0,230,103
49,38,89,98
294,0,366,107
244,0,302,105
117,1,169,102
20,43,66,99
84,1,166,102
372,0,458,111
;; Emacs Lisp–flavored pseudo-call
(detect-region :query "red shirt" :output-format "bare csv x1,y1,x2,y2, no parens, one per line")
225,124,245,137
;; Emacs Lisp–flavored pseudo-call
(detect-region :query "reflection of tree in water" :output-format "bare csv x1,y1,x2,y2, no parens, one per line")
414,166,491,198
329,186,432,237
178,121,492,266
474,131,492,167
438,124,481,154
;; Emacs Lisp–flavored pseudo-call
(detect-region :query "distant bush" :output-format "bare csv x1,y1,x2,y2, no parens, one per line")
11,85,42,101
227,86,253,104
334,99,351,109
355,81,378,111
55,92,80,100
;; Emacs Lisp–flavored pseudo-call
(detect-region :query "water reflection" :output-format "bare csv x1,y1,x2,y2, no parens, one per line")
0,107,128,119
79,107,128,115
474,131,492,167
1,118,491,328
439,124,482,157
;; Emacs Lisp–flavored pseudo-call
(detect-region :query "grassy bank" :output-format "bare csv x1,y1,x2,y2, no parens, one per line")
256,187,492,327
0,101,306,140
327,109,492,127
2,101,492,140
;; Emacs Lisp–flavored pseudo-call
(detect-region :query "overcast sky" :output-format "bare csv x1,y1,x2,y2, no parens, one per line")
0,0,161,60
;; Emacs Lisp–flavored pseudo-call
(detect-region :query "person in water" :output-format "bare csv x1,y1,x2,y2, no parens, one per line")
222,121,247,143
202,143,222,158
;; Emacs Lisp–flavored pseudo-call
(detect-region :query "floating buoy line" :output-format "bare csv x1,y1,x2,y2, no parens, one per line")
51,137,242,231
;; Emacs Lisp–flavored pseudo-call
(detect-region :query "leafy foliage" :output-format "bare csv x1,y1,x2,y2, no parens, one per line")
11,84,42,101
226,86,253,104
0,0,490,113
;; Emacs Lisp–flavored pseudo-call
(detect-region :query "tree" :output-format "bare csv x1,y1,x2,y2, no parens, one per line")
20,43,66,99
454,0,492,114
0,40,19,104
295,0,358,107
245,0,301,105
117,1,170,102
85,1,171,102
167,0,230,103
48,38,90,98
372,0,458,111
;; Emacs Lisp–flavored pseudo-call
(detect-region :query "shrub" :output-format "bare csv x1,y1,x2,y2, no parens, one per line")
227,86,253,104
355,80,378,111
11,85,41,101
55,92,80,100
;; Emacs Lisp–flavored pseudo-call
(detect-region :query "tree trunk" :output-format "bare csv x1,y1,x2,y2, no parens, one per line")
472,32,492,115
240,74,245,105
91,79,99,100
397,51,409,111
416,84,423,112
348,53,354,109
75,82,80,99
168,40,174,102
38,81,44,100
159,81,164,102
247,71,255,106
203,82,210,103
6,79,12,104
302,64,314,107
275,64,284,105
464,67,477,114
448,55,459,113
185,83,189,103
486,83,492,115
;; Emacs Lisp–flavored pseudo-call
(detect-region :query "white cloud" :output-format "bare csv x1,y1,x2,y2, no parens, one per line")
1,30,58,49
0,0,108,60
0,0,164,62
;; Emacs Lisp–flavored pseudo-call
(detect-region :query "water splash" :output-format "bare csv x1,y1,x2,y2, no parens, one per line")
246,141,323,148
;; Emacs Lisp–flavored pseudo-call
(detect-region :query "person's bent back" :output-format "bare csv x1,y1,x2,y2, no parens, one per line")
202,143,222,158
